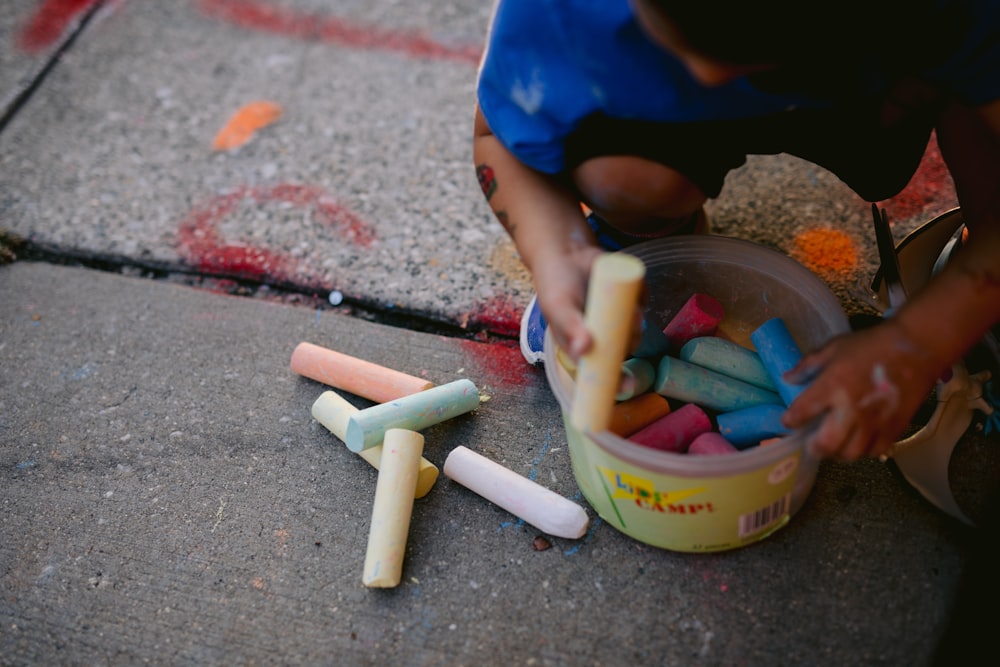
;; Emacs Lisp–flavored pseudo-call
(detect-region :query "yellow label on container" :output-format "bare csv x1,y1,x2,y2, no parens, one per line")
566,424,801,552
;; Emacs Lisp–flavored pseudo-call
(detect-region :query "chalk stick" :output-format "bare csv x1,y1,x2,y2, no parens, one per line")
345,378,480,452
362,429,424,588
716,404,791,448
608,392,672,437
663,293,724,352
655,356,783,412
749,318,806,405
688,432,739,456
571,253,646,433
311,390,439,498
633,316,671,358
443,446,589,539
628,403,712,453
679,336,776,391
290,341,434,404
615,357,656,401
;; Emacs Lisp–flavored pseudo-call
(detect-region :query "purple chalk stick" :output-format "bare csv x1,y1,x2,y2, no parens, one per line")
716,404,790,448
750,318,805,405
629,403,712,453
663,293,724,352
688,432,739,456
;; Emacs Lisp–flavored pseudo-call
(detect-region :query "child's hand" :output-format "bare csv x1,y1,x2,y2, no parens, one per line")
532,244,644,362
780,319,944,461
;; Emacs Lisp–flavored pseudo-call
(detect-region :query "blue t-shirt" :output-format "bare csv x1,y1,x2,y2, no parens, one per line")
477,0,1000,175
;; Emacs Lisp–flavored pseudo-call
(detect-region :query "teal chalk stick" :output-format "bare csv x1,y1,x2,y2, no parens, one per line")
679,336,776,391
615,357,656,401
655,356,782,413
345,378,480,452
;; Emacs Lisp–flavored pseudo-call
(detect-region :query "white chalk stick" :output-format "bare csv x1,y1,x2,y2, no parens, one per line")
311,391,439,498
345,378,481,453
443,446,589,539
571,253,646,433
363,429,424,588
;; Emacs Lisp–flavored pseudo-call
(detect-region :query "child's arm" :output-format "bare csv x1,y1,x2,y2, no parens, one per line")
783,99,1000,461
473,104,606,358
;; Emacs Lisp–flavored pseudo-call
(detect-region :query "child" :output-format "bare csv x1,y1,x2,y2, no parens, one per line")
472,0,1000,462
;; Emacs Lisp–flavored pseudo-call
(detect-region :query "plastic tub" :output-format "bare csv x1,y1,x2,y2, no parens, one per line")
544,235,850,552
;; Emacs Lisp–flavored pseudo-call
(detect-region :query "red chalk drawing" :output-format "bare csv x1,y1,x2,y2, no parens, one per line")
16,0,100,53
461,294,522,340
177,183,375,282
197,0,482,65
457,338,535,388
879,132,958,221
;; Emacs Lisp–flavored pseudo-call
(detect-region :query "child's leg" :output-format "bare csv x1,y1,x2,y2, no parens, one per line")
572,155,708,237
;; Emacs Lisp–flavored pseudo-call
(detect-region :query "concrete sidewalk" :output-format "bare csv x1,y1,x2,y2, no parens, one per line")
0,261,976,666
0,0,996,665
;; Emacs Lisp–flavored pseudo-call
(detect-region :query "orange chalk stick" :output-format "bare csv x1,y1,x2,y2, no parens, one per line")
290,342,434,403
608,392,672,438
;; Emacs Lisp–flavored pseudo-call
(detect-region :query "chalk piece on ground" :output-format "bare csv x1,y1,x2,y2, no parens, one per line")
679,336,776,391
628,403,712,453
571,253,646,433
688,432,739,456
311,391,439,498
290,341,434,403
443,446,589,539
345,378,481,453
716,404,791,449
362,429,424,588
609,392,672,437
663,293,724,352
655,356,783,412
750,318,806,405
615,357,656,401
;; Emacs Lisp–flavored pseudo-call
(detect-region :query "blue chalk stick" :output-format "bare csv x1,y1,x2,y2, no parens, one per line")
750,318,805,405
633,317,671,358
679,336,776,391
716,404,791,449
655,356,783,413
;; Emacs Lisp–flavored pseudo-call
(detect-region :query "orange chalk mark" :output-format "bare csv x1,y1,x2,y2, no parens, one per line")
791,228,858,277
212,101,283,151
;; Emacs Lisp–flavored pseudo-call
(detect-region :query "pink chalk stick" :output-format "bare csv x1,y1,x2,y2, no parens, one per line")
688,432,739,456
628,403,712,453
662,293,725,352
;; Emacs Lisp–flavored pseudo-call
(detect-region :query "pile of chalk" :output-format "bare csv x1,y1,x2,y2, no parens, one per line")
562,291,807,456
290,342,589,590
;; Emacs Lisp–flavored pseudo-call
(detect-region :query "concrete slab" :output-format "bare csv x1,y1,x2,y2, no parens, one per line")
0,261,976,666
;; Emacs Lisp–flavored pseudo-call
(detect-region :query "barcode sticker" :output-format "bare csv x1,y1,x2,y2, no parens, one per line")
738,493,790,538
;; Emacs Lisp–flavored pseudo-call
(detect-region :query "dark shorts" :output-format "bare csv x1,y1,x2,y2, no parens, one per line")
563,95,940,202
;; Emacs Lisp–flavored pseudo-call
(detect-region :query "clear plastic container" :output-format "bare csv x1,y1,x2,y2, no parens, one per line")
545,235,850,552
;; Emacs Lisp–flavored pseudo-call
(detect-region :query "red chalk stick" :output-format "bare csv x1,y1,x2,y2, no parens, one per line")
628,403,712,453
662,293,724,352
688,432,739,456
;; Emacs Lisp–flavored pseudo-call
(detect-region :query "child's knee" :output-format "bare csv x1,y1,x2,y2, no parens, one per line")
572,155,706,229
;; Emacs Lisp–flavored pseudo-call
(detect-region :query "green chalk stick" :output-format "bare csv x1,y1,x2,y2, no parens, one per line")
679,336,776,391
345,379,480,452
655,356,782,413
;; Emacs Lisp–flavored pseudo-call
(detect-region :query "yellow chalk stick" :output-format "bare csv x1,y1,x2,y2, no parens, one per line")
363,429,424,588
608,392,672,438
311,391,439,498
571,253,646,433
290,341,434,403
